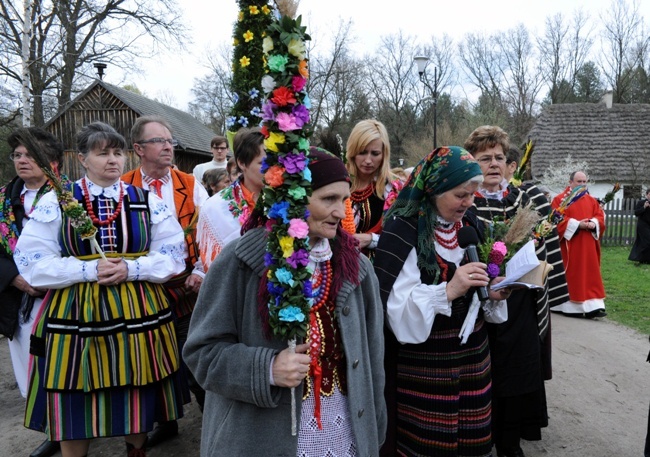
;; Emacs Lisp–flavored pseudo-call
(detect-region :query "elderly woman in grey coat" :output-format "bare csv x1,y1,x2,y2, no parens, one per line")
183,148,386,457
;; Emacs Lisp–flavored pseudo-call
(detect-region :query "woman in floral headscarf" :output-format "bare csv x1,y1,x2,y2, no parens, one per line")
196,127,266,271
374,146,511,457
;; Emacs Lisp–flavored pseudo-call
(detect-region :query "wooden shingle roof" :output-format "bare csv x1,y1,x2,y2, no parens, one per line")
45,80,216,158
528,103,650,182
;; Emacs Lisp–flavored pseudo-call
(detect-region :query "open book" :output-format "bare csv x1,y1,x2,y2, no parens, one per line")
490,240,553,290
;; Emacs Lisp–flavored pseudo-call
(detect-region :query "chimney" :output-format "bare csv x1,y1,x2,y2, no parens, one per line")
94,62,107,80
602,90,613,109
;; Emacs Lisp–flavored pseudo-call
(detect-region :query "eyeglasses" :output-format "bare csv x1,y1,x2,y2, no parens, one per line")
138,137,178,147
477,154,507,165
212,146,228,151
9,152,35,161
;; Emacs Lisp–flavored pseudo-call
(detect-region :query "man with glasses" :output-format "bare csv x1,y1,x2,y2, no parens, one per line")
192,135,230,183
1,127,63,457
122,115,209,449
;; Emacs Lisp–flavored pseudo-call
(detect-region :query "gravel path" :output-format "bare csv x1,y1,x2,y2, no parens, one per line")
1,312,647,456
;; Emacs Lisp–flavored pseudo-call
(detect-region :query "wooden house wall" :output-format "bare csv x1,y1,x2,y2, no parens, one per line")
48,86,210,180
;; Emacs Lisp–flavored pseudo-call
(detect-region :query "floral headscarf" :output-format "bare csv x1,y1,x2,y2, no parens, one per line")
384,146,482,274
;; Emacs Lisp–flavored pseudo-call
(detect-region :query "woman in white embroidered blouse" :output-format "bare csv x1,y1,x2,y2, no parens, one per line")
14,122,186,457
196,127,266,271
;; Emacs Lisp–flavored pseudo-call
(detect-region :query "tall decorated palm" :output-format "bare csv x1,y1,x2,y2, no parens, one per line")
226,0,273,145
258,0,312,435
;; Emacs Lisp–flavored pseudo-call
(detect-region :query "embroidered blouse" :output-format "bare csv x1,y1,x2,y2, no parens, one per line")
14,178,187,289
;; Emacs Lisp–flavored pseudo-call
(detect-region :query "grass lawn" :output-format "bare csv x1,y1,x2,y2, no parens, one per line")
601,245,650,335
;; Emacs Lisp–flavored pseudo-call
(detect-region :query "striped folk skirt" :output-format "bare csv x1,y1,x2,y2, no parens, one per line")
24,280,183,441
396,319,492,457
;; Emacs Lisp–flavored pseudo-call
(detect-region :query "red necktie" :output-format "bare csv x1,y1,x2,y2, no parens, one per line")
151,179,163,198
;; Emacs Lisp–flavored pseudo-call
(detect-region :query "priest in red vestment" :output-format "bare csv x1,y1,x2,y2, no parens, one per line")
551,171,607,318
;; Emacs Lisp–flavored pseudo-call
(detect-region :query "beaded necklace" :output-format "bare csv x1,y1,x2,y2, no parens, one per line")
350,182,376,233
434,221,461,249
307,259,335,429
81,178,124,226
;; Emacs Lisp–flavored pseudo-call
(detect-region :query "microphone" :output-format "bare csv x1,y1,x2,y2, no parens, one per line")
457,226,489,302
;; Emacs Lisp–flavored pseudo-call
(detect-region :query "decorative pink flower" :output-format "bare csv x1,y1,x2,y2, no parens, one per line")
0,223,8,236
292,75,307,92
492,241,507,256
288,218,309,238
276,112,300,131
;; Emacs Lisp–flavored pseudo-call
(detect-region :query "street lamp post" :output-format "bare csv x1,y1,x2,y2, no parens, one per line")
413,56,439,149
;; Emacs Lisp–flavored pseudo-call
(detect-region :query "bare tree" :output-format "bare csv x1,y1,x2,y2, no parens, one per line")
538,10,594,103
494,24,544,142
188,42,233,134
599,0,650,102
0,0,188,126
308,19,367,136
366,31,420,160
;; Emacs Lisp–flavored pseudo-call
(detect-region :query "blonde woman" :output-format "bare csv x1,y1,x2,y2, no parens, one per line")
345,119,403,259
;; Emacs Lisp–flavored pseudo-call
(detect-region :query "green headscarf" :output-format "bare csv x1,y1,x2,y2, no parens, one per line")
384,146,482,274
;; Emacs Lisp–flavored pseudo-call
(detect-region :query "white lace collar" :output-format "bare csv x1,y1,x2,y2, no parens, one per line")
83,177,122,202
478,185,506,201
309,237,333,264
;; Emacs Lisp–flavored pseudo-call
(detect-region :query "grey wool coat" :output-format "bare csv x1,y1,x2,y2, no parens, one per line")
183,228,387,457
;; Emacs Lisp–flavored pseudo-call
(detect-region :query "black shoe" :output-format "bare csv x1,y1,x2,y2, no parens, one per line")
29,439,60,457
496,446,525,457
146,420,179,448
586,309,607,319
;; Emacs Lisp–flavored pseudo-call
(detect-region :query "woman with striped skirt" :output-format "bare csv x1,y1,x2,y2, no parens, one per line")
14,122,187,457
374,146,511,456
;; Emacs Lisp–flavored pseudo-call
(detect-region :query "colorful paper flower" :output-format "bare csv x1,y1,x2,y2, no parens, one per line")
292,75,307,92
280,236,295,258
288,219,309,238
271,86,297,106
268,54,289,72
278,306,305,322
261,75,276,94
239,56,251,67
263,36,274,53
287,38,306,60
265,165,286,187
243,30,254,42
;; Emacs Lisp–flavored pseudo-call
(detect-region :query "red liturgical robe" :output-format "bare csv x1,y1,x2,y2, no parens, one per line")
552,187,606,305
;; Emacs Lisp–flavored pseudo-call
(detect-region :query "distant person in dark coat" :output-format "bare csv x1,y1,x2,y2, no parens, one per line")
629,189,650,264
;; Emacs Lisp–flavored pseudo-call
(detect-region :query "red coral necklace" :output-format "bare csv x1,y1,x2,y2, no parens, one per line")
81,178,124,226
435,221,461,249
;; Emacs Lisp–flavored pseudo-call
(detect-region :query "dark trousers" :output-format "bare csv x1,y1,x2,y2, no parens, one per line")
645,402,650,457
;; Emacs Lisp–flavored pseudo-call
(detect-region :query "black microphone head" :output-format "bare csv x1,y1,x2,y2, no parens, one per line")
457,225,480,249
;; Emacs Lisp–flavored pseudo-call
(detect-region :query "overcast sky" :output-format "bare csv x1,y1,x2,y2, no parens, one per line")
118,0,649,110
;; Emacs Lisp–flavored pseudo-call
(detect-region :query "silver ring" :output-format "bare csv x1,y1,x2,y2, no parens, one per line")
469,274,474,279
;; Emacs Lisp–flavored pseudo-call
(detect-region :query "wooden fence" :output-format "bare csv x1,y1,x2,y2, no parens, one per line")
602,198,638,246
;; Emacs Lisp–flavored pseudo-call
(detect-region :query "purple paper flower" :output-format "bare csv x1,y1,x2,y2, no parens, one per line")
261,101,277,121
287,249,309,268
264,252,276,266
292,104,310,126
486,263,501,278
279,153,307,173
